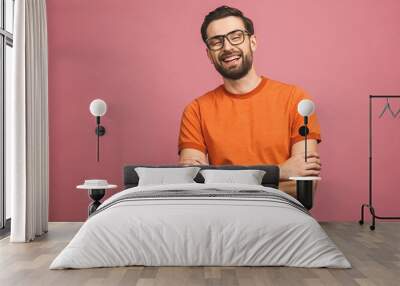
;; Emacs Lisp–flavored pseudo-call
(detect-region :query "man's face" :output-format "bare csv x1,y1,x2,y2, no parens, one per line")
206,16,256,80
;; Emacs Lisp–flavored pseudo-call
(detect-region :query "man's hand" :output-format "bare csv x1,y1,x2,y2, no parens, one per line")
179,158,205,166
279,151,321,180
178,148,209,166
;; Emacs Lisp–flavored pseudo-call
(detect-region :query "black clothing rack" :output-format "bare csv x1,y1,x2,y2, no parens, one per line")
359,95,400,230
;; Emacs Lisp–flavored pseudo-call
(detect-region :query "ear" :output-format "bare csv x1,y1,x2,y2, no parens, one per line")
206,48,214,64
250,35,257,52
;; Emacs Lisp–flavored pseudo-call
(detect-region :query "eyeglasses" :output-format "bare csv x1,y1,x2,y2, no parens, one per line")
205,29,251,51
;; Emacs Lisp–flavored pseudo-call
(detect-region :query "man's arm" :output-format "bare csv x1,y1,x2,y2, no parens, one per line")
178,99,209,166
279,139,321,196
179,148,209,165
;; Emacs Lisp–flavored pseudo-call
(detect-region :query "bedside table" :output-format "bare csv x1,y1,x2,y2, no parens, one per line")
289,176,321,210
77,180,117,216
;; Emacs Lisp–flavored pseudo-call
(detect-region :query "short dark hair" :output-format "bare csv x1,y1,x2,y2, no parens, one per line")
201,5,254,43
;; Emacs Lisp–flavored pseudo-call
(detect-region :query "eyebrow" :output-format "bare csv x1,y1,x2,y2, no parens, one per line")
207,29,243,40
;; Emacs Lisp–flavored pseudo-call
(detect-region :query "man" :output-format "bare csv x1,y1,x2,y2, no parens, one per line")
177,6,321,196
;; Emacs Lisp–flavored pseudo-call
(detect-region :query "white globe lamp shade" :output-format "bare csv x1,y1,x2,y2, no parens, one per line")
297,99,315,117
90,99,107,117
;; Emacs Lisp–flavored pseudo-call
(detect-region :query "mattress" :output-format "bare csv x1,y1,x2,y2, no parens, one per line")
50,183,351,269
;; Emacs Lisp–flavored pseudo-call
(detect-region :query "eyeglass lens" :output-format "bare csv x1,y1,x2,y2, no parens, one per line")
207,30,246,50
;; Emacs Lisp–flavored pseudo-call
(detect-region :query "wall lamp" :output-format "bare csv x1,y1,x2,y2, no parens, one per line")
89,99,107,162
290,99,321,210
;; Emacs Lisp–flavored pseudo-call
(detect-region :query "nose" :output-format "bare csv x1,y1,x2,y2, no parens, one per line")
222,36,235,51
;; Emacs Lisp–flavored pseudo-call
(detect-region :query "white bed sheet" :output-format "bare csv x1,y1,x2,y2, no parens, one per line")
50,183,351,269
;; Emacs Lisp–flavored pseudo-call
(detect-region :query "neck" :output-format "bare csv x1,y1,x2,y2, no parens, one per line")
222,68,262,94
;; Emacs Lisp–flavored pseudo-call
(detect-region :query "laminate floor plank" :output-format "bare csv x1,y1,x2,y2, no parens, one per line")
0,222,399,286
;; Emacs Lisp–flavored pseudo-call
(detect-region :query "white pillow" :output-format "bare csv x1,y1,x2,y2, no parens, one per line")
135,167,201,186
200,169,266,185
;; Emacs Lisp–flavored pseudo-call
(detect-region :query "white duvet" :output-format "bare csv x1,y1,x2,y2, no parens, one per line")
50,183,351,269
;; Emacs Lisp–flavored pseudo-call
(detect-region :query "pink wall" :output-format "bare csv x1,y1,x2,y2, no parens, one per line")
47,0,400,222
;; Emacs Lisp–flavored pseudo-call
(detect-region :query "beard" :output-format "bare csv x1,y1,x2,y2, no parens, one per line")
213,49,253,80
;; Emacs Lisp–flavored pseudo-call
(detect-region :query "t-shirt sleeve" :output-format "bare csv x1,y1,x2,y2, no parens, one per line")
178,100,207,155
290,86,322,146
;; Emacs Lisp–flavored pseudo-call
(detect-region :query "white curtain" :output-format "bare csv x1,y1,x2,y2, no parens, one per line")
8,0,49,242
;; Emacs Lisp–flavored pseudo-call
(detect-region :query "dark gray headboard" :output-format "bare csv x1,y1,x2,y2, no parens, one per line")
123,164,280,189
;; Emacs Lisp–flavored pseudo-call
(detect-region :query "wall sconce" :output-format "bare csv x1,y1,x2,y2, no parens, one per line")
293,99,319,210
89,99,107,162
297,99,315,158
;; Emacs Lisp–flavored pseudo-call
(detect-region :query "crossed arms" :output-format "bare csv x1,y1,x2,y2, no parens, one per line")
178,139,321,196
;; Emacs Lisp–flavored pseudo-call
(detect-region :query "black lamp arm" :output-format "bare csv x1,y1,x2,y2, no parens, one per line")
295,114,314,210
94,116,106,162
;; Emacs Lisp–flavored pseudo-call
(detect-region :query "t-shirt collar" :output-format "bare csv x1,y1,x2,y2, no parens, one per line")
221,76,268,99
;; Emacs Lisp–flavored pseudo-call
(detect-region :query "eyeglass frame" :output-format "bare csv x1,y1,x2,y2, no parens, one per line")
205,29,252,51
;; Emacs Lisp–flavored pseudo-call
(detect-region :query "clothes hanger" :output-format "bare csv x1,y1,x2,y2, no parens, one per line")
378,97,400,118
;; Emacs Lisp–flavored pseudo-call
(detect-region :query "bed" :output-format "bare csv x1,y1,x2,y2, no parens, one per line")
50,164,351,269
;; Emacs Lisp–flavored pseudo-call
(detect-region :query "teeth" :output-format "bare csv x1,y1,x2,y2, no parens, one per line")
223,56,240,62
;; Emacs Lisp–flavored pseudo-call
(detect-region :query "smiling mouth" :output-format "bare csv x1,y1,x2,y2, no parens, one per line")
221,55,241,66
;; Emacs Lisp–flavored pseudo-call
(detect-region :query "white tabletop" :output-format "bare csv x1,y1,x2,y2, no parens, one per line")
76,184,117,190
288,176,321,181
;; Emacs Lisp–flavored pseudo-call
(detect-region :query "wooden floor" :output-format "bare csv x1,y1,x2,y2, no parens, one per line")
0,222,399,286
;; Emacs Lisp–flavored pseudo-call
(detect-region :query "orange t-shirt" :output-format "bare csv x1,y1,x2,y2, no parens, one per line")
178,76,321,165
